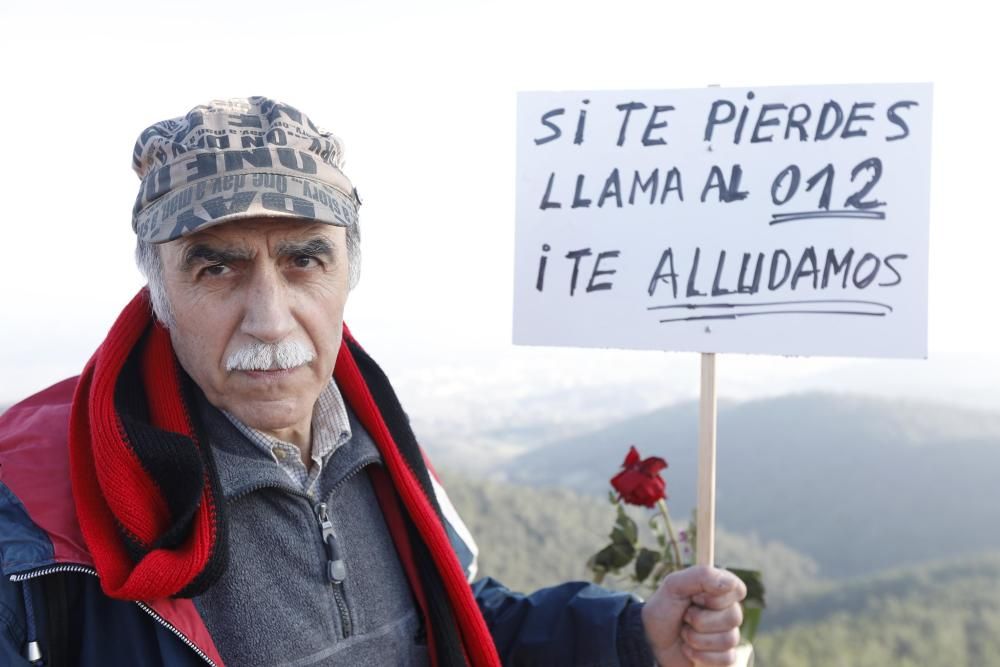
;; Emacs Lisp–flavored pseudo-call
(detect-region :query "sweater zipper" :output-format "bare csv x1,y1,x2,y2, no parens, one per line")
231,456,378,640
9,566,218,667
316,458,377,639
315,501,351,638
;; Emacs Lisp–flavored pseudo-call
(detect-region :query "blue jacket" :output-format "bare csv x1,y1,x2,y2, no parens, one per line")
0,377,652,667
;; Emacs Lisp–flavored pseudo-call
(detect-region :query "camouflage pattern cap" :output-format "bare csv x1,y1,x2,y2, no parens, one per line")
132,97,360,243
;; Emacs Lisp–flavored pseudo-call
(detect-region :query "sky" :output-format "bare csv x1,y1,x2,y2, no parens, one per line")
1,0,998,424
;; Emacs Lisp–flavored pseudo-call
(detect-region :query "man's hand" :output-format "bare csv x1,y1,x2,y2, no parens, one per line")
640,565,747,666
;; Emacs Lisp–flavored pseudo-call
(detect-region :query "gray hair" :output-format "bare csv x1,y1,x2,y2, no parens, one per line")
135,222,361,328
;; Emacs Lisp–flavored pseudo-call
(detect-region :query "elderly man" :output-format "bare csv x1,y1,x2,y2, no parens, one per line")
0,98,746,666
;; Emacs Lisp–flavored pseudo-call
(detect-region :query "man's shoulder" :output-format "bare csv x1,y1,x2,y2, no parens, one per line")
1,376,79,436
0,376,91,575
1,375,78,464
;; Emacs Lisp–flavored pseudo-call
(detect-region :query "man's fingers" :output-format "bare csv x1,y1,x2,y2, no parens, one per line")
691,586,747,611
684,603,743,633
682,626,741,653
643,565,748,663
664,565,747,604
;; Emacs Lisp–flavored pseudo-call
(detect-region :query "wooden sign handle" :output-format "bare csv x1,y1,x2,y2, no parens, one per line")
696,352,717,567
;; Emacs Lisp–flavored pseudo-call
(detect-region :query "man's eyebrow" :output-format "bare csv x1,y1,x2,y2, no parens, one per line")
179,243,252,271
275,237,336,259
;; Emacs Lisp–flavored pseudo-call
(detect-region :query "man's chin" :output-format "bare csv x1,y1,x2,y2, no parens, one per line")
228,401,311,438
219,380,317,430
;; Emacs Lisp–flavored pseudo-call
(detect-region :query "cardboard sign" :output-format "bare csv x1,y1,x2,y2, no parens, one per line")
513,83,933,358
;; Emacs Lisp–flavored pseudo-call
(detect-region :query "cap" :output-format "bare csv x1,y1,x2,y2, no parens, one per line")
131,97,360,243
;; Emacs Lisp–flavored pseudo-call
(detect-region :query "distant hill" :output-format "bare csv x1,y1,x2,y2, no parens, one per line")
501,393,1000,577
440,465,1000,667
439,469,821,610
753,552,1000,667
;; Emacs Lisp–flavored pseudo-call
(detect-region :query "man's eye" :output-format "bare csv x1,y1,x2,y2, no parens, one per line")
201,264,230,277
292,255,320,269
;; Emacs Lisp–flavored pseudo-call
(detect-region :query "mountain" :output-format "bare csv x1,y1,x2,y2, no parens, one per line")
500,393,1000,577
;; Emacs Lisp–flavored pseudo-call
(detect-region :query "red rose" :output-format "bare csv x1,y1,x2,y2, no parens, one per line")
610,445,668,508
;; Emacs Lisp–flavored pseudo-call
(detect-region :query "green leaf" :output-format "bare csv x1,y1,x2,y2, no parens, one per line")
586,553,609,585
613,510,638,544
634,548,661,583
589,545,613,570
726,568,766,608
611,520,638,546
593,542,636,570
739,606,762,644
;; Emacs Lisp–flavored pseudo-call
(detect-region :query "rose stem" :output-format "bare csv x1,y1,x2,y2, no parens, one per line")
657,499,684,569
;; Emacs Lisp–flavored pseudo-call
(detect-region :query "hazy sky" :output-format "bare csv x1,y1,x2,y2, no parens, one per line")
2,0,997,415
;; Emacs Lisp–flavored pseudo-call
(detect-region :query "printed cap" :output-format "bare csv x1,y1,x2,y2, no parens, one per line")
131,97,360,243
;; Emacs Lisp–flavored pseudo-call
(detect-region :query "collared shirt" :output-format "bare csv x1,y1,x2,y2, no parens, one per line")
221,379,353,494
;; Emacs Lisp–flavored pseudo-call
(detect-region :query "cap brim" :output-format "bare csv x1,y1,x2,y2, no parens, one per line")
134,172,358,243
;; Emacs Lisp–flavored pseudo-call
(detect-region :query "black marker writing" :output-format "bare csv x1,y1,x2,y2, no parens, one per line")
642,105,675,146
574,99,590,145
565,248,593,296
880,254,908,287
648,248,678,298
616,102,646,146
535,108,565,145
687,248,706,297
536,244,551,291
587,251,621,292
701,165,749,203
886,101,918,141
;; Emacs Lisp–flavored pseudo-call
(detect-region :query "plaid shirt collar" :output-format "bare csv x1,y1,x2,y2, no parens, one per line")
221,379,353,494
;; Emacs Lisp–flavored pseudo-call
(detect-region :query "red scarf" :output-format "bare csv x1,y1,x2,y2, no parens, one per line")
69,289,500,666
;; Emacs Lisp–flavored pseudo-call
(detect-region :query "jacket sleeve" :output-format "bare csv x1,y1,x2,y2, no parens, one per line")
0,579,33,667
471,576,655,667
424,459,654,665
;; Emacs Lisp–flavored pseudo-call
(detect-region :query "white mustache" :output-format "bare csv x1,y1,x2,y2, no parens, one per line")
225,340,316,372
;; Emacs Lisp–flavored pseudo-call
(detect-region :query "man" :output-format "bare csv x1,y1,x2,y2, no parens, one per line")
0,97,746,666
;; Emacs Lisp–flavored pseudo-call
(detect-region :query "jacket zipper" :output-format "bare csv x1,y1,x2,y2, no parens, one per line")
315,501,351,638
316,458,377,639
9,566,218,667
231,456,378,640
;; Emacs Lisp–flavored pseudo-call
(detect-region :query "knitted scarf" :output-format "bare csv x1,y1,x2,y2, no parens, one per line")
69,290,500,667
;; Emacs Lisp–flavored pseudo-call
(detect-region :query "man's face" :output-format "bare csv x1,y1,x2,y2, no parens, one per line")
158,217,351,442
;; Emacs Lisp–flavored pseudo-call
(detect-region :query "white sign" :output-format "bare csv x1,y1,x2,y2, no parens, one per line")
513,83,933,358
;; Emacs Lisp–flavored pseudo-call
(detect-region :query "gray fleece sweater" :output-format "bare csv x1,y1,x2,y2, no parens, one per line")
193,397,430,667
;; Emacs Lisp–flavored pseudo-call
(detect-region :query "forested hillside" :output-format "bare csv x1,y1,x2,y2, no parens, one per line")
442,468,1000,667
753,554,1000,666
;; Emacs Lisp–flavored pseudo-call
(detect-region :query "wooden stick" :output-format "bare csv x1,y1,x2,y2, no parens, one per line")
696,352,717,567
698,83,721,573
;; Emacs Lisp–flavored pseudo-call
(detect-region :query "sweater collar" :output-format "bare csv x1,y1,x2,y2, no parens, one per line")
198,389,381,503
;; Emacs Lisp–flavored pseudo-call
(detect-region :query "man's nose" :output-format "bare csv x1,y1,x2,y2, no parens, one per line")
240,266,296,343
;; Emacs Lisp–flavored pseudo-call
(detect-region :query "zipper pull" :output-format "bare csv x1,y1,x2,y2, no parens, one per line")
315,503,347,583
